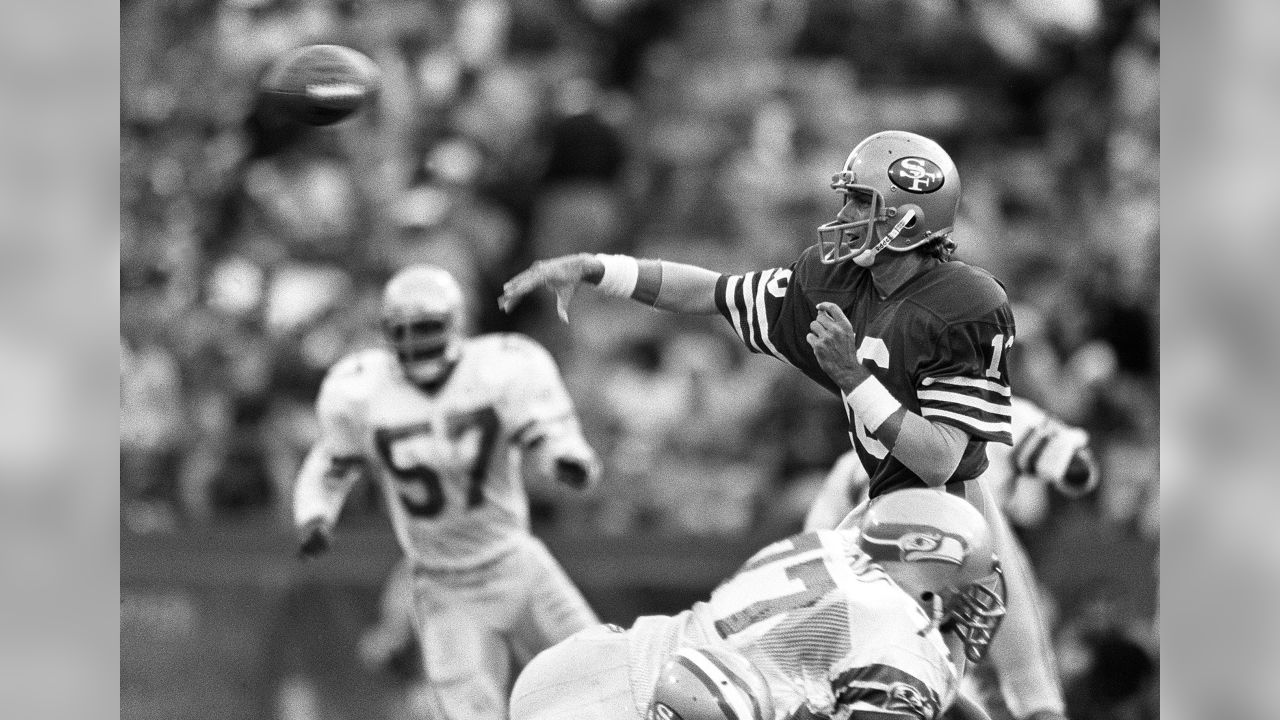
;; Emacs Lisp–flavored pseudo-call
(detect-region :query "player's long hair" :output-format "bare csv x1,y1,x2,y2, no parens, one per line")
920,234,957,262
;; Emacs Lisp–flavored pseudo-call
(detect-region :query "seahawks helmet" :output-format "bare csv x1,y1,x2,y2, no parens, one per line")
817,131,961,265
857,489,1006,663
380,265,465,387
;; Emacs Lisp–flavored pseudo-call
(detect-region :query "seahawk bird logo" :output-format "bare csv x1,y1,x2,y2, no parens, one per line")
861,524,967,566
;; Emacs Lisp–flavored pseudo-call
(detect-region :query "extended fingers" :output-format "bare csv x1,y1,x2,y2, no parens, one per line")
499,266,546,311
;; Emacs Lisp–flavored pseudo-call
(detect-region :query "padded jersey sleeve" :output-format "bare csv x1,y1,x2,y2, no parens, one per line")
316,353,373,459
293,354,374,528
713,264,800,365
912,305,1016,446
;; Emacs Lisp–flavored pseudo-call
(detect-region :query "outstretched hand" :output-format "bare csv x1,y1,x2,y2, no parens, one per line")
499,255,594,322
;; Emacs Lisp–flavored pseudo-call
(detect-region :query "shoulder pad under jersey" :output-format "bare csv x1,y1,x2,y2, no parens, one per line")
466,333,557,379
926,262,1010,318
318,348,395,417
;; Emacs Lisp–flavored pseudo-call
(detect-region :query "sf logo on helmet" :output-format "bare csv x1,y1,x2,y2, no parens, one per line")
888,157,945,193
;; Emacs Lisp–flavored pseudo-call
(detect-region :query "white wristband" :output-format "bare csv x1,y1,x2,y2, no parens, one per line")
595,254,639,297
844,376,902,432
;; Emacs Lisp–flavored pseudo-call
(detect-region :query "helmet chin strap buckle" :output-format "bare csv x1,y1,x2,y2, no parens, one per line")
919,591,945,637
869,208,917,256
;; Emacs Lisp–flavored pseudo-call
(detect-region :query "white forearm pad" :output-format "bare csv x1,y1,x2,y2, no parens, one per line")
595,254,640,297
843,376,902,431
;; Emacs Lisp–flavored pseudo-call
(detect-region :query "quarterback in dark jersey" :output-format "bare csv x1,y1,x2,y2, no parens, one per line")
500,130,1015,500
501,131,1070,720
715,244,1014,498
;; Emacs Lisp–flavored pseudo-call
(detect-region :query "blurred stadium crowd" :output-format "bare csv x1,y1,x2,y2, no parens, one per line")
120,0,1158,717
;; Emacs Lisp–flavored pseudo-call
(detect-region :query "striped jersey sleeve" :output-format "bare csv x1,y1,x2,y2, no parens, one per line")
913,320,1015,445
831,663,945,719
713,267,797,365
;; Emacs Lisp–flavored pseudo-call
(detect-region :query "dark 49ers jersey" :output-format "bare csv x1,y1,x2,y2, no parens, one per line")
714,245,1016,497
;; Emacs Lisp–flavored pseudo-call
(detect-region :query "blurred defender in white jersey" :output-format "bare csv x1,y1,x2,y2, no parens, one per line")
292,265,602,720
804,397,1098,720
511,490,1006,720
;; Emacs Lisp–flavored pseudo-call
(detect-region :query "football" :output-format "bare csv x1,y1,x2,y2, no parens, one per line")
260,44,381,126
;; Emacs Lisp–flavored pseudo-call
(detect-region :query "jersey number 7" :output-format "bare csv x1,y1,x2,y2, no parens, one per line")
714,534,837,638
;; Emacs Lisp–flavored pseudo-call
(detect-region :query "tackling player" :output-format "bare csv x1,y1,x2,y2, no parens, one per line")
293,265,602,720
805,397,1098,720
499,131,1067,720
509,489,1006,720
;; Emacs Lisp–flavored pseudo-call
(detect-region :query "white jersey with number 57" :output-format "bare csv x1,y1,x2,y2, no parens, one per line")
295,333,591,570
629,530,960,719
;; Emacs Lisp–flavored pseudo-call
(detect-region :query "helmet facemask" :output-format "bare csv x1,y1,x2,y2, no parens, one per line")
817,179,885,264
817,174,925,266
945,564,1007,663
380,265,467,389
383,313,462,387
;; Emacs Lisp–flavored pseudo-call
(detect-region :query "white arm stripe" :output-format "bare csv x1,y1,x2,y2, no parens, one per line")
741,272,760,352
754,268,787,362
920,408,1013,436
917,389,1012,416
723,276,750,350
920,375,1012,397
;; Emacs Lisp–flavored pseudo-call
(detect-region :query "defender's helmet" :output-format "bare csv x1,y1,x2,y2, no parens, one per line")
817,131,961,265
380,265,465,387
647,646,774,720
857,489,1005,663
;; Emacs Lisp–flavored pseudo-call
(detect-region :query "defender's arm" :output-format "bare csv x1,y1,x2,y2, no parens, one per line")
292,442,365,558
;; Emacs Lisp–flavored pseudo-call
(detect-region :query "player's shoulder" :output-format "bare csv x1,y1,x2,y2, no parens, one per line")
463,333,555,366
466,332,549,356
319,347,396,410
910,260,1011,323
461,333,559,380
925,261,1009,306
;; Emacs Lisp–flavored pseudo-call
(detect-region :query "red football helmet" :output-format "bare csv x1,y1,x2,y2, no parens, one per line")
817,131,961,265
647,646,774,720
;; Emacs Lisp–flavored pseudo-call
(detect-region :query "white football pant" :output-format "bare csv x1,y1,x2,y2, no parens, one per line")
411,535,599,720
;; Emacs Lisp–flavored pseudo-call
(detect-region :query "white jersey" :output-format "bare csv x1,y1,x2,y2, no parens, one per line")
297,333,588,570
629,530,959,720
